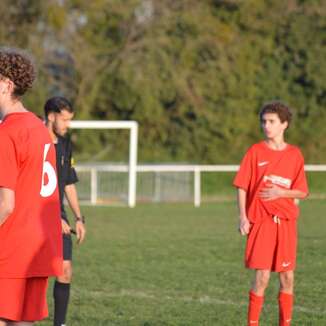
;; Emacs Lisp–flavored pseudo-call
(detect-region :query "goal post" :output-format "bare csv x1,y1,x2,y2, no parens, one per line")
70,120,138,207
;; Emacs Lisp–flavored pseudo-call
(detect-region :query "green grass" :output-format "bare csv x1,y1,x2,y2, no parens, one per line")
37,200,326,325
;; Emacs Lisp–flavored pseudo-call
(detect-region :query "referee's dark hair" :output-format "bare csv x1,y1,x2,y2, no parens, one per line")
44,96,74,120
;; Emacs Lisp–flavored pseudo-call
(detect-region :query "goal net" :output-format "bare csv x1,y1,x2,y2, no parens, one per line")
75,165,194,205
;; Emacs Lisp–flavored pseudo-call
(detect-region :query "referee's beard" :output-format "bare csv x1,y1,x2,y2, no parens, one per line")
54,125,68,137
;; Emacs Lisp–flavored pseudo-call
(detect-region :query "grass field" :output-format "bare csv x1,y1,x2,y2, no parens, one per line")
37,199,326,326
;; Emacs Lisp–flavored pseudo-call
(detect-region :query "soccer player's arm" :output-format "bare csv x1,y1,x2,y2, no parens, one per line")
259,151,308,200
287,150,309,199
0,133,17,225
237,188,250,235
277,189,307,199
64,144,86,244
64,184,82,219
259,187,307,200
233,148,253,235
65,185,86,244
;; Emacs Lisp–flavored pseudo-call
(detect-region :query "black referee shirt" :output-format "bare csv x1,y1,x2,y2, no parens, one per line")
55,135,79,221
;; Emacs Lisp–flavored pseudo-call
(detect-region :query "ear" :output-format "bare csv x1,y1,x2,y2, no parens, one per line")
0,78,13,95
7,79,15,94
47,112,55,123
282,121,289,130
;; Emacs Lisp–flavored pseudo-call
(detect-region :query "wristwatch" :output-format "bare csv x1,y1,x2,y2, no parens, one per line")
75,216,85,224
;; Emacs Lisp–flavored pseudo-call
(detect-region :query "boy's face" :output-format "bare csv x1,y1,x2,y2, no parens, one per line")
48,109,74,137
261,113,288,140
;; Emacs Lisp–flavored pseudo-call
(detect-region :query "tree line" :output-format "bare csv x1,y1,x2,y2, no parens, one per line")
0,0,325,163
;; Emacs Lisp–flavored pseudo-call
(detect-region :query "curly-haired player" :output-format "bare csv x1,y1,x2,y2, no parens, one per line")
0,48,62,326
234,101,308,326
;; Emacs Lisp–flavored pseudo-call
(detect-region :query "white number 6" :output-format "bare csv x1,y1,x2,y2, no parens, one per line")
40,143,57,197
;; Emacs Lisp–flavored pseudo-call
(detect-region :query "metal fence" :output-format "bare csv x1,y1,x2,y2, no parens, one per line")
74,164,326,206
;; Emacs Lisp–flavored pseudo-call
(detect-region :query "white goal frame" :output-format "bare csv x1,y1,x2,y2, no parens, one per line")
70,120,138,207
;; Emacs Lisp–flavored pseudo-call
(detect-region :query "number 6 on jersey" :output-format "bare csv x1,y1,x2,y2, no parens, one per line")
40,143,57,197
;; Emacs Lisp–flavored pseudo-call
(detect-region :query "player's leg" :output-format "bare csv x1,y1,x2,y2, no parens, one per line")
0,319,8,326
53,233,73,326
247,269,270,326
279,270,294,293
57,260,73,284
276,219,297,326
245,217,277,326
53,260,72,326
278,271,294,326
252,269,271,295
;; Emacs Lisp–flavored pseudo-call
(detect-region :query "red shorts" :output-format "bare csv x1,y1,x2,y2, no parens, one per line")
245,216,297,272
0,277,48,322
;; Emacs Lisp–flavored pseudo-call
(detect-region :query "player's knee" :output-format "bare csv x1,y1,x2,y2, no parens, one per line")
256,271,270,290
0,319,9,326
58,263,73,283
63,264,73,282
257,277,269,290
280,271,294,290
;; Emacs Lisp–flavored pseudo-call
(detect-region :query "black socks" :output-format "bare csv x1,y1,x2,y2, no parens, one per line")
53,281,70,326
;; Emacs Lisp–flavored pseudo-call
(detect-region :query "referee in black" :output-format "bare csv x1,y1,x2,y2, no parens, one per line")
45,97,86,326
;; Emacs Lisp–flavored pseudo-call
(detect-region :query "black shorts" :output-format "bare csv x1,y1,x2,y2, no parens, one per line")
63,234,72,261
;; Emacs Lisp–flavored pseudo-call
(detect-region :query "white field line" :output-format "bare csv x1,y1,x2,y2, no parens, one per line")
82,289,326,316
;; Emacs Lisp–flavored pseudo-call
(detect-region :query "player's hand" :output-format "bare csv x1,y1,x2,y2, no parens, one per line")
61,219,71,235
239,217,250,236
259,184,284,201
75,221,86,244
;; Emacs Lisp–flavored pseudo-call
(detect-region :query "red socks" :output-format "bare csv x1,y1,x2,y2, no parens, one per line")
247,291,293,325
248,291,264,326
279,292,293,326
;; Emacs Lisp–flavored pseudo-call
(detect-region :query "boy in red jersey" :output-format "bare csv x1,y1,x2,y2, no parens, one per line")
233,102,308,326
0,48,62,325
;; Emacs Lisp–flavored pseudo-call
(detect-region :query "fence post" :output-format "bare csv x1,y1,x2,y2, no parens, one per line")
91,168,98,205
194,167,201,207
128,123,138,207
154,171,161,202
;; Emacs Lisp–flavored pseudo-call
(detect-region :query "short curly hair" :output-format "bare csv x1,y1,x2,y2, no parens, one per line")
259,101,292,128
0,47,36,97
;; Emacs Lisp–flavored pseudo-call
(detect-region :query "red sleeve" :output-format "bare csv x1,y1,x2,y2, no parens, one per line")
0,131,18,190
233,147,254,191
291,150,308,194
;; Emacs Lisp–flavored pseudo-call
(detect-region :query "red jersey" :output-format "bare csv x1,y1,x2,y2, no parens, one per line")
0,112,62,278
233,141,308,223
